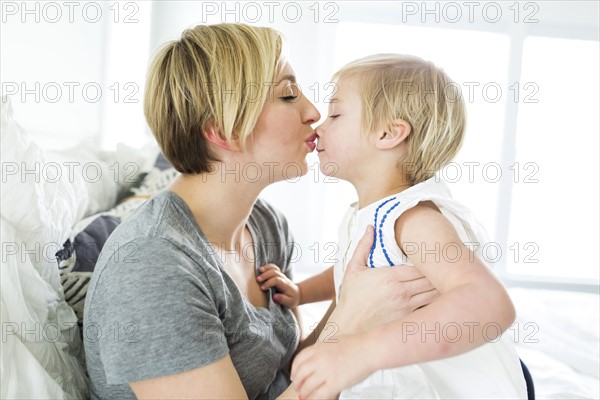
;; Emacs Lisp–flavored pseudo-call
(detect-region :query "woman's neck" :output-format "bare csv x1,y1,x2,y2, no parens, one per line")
169,170,265,251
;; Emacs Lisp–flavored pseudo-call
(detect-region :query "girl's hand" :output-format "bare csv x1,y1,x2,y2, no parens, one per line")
257,263,301,308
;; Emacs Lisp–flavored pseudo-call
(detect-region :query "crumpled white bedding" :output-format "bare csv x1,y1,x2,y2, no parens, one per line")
1,95,161,398
516,345,599,399
510,287,600,399
0,97,109,398
1,221,88,399
0,97,155,398
1,100,94,398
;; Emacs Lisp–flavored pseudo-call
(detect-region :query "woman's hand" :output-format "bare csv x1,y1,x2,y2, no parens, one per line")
331,225,439,334
290,226,439,399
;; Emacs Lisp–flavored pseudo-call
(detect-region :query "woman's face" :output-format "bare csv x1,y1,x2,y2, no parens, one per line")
245,62,321,183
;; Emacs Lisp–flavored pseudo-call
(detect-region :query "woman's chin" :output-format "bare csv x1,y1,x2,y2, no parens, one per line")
267,159,308,183
286,163,308,181
299,159,309,176
290,158,310,178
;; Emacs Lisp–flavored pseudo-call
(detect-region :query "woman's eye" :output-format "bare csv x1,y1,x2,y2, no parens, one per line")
280,82,299,102
329,114,340,119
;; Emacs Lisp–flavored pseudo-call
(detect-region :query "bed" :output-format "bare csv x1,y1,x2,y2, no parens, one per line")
2,97,598,399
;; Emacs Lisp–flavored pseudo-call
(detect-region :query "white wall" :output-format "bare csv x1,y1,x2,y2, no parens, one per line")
1,1,152,149
1,1,108,146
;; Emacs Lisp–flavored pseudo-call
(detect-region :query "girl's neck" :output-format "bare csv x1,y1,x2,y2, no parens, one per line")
350,146,413,209
354,174,412,209
169,169,265,250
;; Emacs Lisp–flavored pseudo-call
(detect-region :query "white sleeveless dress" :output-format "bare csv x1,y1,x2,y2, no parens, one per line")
334,176,527,399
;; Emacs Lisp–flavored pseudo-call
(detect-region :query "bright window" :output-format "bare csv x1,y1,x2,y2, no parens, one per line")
508,36,600,280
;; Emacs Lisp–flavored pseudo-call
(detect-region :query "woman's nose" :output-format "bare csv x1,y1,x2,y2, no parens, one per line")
302,96,321,125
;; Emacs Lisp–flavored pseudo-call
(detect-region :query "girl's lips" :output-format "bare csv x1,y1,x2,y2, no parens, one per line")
305,141,316,152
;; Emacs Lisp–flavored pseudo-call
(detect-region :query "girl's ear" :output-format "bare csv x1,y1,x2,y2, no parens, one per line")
204,127,241,151
376,119,411,150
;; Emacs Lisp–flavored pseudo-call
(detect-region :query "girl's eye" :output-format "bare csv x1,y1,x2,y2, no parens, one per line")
329,114,340,119
281,95,298,102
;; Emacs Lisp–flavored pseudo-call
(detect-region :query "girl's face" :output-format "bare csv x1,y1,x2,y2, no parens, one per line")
315,77,372,183
246,62,321,183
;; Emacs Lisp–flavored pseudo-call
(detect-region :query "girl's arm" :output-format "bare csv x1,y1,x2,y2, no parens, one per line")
298,266,335,304
291,204,515,399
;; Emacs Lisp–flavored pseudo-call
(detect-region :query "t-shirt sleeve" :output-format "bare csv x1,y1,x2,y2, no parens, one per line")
88,237,229,385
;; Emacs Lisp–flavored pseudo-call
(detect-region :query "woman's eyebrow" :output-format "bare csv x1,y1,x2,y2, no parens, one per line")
276,74,297,85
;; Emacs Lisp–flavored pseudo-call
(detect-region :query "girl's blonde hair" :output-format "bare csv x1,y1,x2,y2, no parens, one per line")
333,54,466,185
144,24,285,174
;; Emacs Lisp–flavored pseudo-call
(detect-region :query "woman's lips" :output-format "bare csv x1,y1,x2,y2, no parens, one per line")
305,132,318,152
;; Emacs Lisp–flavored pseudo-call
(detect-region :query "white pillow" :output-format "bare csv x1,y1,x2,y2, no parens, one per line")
1,97,84,283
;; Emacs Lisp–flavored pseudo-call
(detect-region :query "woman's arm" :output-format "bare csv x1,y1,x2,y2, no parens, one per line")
369,203,516,364
129,355,248,400
296,301,337,354
298,226,438,347
128,354,300,400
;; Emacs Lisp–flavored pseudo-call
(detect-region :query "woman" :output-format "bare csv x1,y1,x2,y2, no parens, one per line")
83,24,436,400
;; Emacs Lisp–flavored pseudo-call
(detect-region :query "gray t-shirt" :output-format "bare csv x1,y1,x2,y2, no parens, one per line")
83,190,300,400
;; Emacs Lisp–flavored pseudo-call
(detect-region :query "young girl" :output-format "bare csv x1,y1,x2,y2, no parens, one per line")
258,54,527,399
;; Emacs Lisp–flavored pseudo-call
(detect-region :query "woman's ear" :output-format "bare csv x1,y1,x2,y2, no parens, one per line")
204,127,240,151
376,119,411,150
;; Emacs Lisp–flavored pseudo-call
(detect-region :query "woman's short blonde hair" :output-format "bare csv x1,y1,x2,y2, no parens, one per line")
144,24,285,174
333,54,466,185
